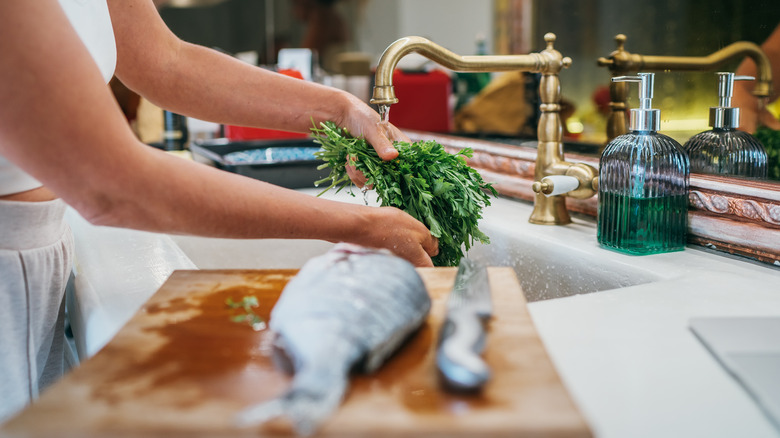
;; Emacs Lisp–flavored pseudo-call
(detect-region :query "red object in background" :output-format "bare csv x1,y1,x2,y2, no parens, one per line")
386,69,452,133
223,69,309,141
223,125,308,141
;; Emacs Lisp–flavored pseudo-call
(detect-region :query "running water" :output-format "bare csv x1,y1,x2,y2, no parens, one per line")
378,104,391,125
353,103,389,208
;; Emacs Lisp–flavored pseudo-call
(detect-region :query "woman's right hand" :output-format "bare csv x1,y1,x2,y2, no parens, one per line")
333,93,410,187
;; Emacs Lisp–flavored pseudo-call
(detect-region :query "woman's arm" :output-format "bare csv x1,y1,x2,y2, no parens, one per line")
0,0,436,266
107,0,402,160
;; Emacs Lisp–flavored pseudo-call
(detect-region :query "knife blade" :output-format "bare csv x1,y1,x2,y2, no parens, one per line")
436,257,492,392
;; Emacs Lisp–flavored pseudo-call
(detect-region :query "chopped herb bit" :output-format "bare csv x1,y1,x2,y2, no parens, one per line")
226,296,266,331
230,314,249,323
312,121,497,266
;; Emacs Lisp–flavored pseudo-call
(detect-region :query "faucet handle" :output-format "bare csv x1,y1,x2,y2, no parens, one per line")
542,33,572,69
544,32,557,48
532,163,598,199
597,34,628,67
532,175,580,197
614,34,627,51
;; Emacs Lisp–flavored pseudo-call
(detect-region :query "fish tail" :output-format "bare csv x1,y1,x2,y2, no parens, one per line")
234,372,349,436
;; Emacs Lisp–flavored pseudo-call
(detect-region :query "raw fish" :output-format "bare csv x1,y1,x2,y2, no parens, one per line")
235,243,431,435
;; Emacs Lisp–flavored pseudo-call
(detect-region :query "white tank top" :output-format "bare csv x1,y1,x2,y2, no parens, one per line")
0,0,117,196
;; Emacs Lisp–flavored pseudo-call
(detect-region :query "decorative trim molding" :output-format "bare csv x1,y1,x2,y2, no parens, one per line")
689,190,780,226
408,130,780,266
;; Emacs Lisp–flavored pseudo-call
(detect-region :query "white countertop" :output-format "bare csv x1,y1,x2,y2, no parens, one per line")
64,187,780,438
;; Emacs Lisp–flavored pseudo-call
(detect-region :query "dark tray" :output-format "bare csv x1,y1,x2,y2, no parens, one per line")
190,137,330,189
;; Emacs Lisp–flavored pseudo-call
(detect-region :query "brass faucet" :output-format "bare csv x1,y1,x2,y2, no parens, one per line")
371,33,598,225
598,34,773,142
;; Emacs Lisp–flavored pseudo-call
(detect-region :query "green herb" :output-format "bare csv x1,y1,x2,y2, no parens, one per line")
226,296,266,331
312,121,497,266
754,127,780,181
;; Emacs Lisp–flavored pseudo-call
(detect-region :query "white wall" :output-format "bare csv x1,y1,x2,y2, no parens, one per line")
357,0,493,66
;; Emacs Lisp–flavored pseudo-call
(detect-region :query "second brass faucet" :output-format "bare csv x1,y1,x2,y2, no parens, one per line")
598,34,773,142
370,33,598,225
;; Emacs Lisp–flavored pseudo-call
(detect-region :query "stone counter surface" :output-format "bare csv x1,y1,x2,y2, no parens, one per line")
62,188,780,438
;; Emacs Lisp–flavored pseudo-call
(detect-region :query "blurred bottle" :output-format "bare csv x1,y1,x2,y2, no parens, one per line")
683,73,767,179
327,52,371,104
162,110,189,151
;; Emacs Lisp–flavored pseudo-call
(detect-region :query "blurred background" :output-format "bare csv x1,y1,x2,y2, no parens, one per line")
141,0,780,145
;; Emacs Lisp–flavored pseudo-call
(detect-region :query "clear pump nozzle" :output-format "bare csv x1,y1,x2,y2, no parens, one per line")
612,73,660,132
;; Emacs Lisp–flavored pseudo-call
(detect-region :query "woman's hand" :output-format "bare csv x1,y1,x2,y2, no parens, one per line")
353,206,439,267
345,155,369,188
336,94,409,186
340,94,409,160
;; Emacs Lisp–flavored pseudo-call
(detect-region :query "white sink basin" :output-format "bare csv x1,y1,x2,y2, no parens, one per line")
166,188,669,303
165,188,669,304
467,220,664,302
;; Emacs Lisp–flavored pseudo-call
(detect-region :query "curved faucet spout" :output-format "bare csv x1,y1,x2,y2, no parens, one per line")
370,33,595,226
370,35,571,106
642,45,771,98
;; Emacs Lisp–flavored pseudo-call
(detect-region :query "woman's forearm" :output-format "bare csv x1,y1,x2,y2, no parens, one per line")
165,43,353,132
108,0,353,133
108,0,404,159
87,148,374,242
0,0,350,240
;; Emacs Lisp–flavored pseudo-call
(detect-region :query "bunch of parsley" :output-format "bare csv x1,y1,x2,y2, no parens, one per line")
312,121,497,266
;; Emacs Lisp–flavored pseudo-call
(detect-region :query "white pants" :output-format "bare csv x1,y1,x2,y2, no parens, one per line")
0,199,73,423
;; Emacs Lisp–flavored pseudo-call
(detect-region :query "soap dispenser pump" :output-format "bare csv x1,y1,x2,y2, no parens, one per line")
683,72,768,178
598,73,690,255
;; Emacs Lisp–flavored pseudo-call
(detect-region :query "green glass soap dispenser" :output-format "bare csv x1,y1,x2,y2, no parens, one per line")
683,72,768,178
597,73,690,255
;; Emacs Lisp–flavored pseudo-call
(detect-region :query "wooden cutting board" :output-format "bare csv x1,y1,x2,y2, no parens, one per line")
2,268,591,437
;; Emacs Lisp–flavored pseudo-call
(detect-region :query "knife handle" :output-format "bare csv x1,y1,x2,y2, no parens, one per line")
436,308,490,392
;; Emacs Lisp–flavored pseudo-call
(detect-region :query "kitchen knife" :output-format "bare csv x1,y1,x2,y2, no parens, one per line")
436,257,492,392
